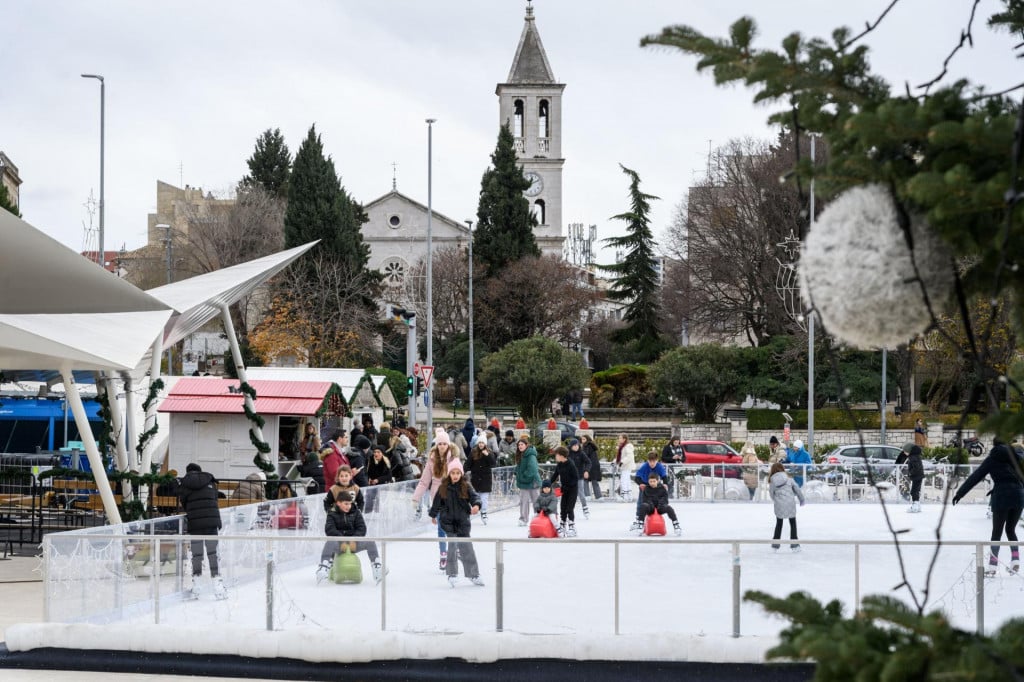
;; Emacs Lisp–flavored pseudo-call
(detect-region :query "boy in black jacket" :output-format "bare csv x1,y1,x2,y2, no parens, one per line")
636,472,681,536
318,490,383,584
548,445,580,537
178,463,225,599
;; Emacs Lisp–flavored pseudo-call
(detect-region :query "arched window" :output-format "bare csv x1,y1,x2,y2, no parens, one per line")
538,99,549,138
534,199,546,225
513,99,524,138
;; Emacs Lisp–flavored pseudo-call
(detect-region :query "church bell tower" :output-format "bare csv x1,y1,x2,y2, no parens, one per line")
496,2,565,256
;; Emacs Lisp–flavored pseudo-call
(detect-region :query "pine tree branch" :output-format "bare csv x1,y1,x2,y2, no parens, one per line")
916,0,982,93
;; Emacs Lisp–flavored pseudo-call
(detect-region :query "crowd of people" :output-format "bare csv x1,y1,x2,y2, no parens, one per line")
174,415,1023,595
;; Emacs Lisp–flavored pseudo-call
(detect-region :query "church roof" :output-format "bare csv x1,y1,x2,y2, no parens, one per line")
363,190,470,234
505,4,557,84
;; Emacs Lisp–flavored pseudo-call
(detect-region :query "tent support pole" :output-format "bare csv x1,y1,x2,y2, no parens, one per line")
61,366,122,524
220,304,270,466
140,338,163,476
102,375,129,473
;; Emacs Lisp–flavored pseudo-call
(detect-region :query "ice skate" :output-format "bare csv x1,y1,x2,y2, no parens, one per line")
372,562,385,584
469,575,485,586
439,551,447,570
448,575,458,588
480,510,488,525
907,501,921,513
791,545,802,553
672,521,682,536
213,576,227,600
188,580,202,600
629,518,642,535
582,505,590,519
315,562,330,584
518,519,527,527
1008,560,1020,575
566,522,577,538
414,507,423,521
985,566,998,577
556,524,567,538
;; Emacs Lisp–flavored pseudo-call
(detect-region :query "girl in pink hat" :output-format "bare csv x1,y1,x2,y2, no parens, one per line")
429,457,484,587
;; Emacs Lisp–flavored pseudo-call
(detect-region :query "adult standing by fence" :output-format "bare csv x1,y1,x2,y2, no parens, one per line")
953,439,1024,575
514,436,541,527
178,463,225,600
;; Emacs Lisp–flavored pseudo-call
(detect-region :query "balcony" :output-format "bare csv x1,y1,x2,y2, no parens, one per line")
537,137,550,154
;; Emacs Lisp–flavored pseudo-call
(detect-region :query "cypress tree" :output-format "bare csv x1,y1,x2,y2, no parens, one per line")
474,124,540,277
240,128,291,198
601,164,664,349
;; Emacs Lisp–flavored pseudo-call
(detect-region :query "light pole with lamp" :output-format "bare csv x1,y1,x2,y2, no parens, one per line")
81,74,105,267
465,219,474,419
157,223,173,372
425,118,436,442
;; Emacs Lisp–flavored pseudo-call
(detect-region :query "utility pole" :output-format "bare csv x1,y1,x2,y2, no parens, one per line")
158,223,173,373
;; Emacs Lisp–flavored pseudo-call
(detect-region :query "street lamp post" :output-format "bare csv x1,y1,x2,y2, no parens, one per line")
425,119,436,442
81,74,105,267
465,219,474,419
157,223,173,372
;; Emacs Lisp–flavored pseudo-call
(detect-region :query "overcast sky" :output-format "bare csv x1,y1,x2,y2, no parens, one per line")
4,0,1020,265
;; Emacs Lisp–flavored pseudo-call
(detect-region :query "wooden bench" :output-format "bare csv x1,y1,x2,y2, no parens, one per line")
484,406,519,421
217,498,248,508
218,481,240,494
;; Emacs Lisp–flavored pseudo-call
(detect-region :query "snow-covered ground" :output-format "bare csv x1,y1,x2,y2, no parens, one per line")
7,493,1023,664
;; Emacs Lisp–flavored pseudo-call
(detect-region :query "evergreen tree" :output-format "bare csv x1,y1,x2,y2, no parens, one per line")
0,184,19,217
240,128,292,198
474,124,539,277
601,164,665,356
284,125,370,273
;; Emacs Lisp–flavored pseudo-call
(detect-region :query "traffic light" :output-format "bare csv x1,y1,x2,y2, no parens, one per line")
389,306,416,325
406,376,415,397
416,376,424,395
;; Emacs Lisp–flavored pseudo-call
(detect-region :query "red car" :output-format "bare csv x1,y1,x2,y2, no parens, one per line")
678,440,742,477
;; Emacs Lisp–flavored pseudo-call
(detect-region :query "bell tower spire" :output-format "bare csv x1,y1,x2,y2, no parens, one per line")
496,3,566,257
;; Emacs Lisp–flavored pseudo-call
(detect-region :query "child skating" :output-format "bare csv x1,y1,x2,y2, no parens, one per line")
548,445,580,537
428,458,485,587
633,472,681,536
769,462,805,552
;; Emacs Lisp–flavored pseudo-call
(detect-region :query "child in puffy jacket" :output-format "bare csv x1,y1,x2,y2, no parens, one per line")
534,480,559,519
769,462,805,552
429,459,484,587
635,472,681,536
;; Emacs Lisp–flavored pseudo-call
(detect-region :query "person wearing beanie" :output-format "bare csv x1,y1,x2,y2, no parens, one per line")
905,445,925,513
347,434,371,488
412,427,462,570
466,439,497,525
429,450,484,587
514,436,541,526
497,429,517,466
178,462,225,599
567,438,592,520
781,438,811,487
954,440,1024,575
534,479,559,518
549,445,581,536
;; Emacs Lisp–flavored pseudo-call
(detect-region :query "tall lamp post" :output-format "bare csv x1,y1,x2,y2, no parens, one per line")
425,119,436,442
465,220,474,419
81,74,105,267
157,223,173,372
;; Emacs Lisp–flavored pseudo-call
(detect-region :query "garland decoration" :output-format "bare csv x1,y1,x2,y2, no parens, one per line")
238,381,274,467
136,378,165,456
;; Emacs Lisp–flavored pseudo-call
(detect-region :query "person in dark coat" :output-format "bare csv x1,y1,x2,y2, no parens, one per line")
954,439,1024,574
548,445,580,537
389,441,416,482
460,419,476,458
567,438,592,518
177,463,224,598
299,452,325,495
365,445,394,486
349,435,372,487
466,440,496,525
906,445,925,513
316,490,383,584
579,434,602,500
429,459,484,587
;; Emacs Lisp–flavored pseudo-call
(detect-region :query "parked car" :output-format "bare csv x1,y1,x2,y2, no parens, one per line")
677,440,743,478
533,419,578,445
823,444,936,478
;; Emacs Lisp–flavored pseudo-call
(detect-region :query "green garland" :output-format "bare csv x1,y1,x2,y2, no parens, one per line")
136,378,164,456
96,386,117,456
238,381,272,458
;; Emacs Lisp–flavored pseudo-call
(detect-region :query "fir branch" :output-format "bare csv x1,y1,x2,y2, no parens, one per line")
916,0,982,93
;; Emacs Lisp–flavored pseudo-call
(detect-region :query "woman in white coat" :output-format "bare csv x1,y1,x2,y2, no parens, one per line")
615,433,635,502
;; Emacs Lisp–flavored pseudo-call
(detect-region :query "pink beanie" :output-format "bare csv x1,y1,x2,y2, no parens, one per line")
447,458,464,474
434,428,450,445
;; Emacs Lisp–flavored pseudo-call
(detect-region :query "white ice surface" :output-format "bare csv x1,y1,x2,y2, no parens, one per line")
8,496,1024,663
